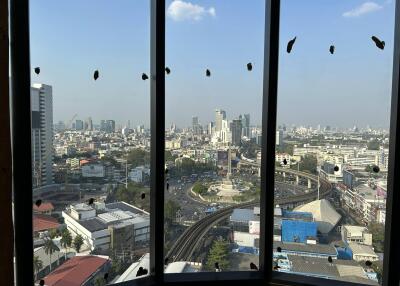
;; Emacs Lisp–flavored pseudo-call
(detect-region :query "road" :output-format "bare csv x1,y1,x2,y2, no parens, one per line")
167,172,333,262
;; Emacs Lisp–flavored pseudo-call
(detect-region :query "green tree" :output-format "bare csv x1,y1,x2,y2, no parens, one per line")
205,239,230,271
368,223,385,252
33,255,43,281
115,182,150,211
367,139,380,150
165,151,177,162
165,199,181,222
365,165,373,173
192,182,208,196
60,229,73,259
295,154,317,174
48,228,60,239
127,149,150,167
43,238,59,271
73,234,84,253
276,144,294,156
94,276,106,286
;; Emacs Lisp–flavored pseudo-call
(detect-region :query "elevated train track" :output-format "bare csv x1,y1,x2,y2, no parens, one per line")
167,168,332,262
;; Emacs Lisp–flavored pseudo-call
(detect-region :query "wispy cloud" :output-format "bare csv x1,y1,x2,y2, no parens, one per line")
342,1,383,18
167,0,216,22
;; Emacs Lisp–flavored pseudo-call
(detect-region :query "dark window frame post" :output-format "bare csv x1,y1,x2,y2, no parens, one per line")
260,0,280,277
150,0,166,283
0,0,14,284
10,0,35,285
383,0,400,285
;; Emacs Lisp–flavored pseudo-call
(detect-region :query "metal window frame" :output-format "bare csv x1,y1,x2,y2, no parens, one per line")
8,0,400,286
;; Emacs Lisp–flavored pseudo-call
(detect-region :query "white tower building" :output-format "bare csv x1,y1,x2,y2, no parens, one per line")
31,84,54,187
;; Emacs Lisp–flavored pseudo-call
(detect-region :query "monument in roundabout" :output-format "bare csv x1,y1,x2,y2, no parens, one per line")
208,145,249,200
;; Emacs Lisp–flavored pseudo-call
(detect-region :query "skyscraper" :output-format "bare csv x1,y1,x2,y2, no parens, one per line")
230,119,242,146
215,109,226,132
75,119,84,130
100,120,115,133
192,116,201,135
276,130,283,146
31,84,54,187
241,114,250,137
86,117,93,131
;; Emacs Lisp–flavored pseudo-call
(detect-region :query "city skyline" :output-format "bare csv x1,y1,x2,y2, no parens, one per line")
30,0,395,128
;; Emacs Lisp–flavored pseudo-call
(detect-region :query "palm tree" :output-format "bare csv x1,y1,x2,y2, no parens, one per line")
60,229,72,260
33,255,43,281
43,237,59,272
73,234,84,253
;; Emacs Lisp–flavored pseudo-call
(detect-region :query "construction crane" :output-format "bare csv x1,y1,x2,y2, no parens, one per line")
67,113,78,129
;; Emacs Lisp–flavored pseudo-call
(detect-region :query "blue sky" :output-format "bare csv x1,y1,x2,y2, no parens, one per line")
30,0,395,128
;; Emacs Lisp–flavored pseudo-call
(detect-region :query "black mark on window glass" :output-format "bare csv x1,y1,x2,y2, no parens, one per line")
372,36,385,50
142,73,149,80
247,62,253,71
34,67,40,75
93,70,99,81
286,36,297,53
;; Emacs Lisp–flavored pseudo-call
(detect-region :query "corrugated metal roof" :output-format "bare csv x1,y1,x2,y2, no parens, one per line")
41,255,109,286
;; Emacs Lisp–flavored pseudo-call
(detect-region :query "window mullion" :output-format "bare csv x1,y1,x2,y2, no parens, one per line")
383,0,400,285
150,0,166,282
260,0,280,280
10,0,34,285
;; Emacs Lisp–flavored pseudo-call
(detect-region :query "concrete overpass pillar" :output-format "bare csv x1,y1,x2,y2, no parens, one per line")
296,175,299,185
308,178,312,189
283,172,286,178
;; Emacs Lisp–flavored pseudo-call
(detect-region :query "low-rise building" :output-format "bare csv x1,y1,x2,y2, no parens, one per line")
38,255,110,286
348,242,379,262
341,225,372,246
62,202,149,251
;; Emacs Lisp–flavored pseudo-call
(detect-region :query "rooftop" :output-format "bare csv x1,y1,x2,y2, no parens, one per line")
113,253,149,283
348,242,379,258
274,241,337,256
106,201,149,215
33,214,60,233
294,199,341,234
230,208,259,223
41,255,109,286
33,202,54,213
79,217,107,232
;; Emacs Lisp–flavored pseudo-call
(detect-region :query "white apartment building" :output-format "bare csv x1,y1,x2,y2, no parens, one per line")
31,83,54,187
62,202,150,251
341,225,372,246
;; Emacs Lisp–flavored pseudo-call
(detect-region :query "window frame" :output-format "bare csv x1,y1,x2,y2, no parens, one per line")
8,0,400,286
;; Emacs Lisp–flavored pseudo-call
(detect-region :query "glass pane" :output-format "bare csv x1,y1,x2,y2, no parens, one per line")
164,0,265,273
274,1,395,285
29,1,151,284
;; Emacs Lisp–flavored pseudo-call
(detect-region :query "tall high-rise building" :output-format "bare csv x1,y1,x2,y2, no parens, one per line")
100,120,115,133
31,84,54,188
215,109,226,132
230,119,243,146
75,119,84,130
85,117,93,131
276,130,283,146
207,122,214,135
241,114,250,137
